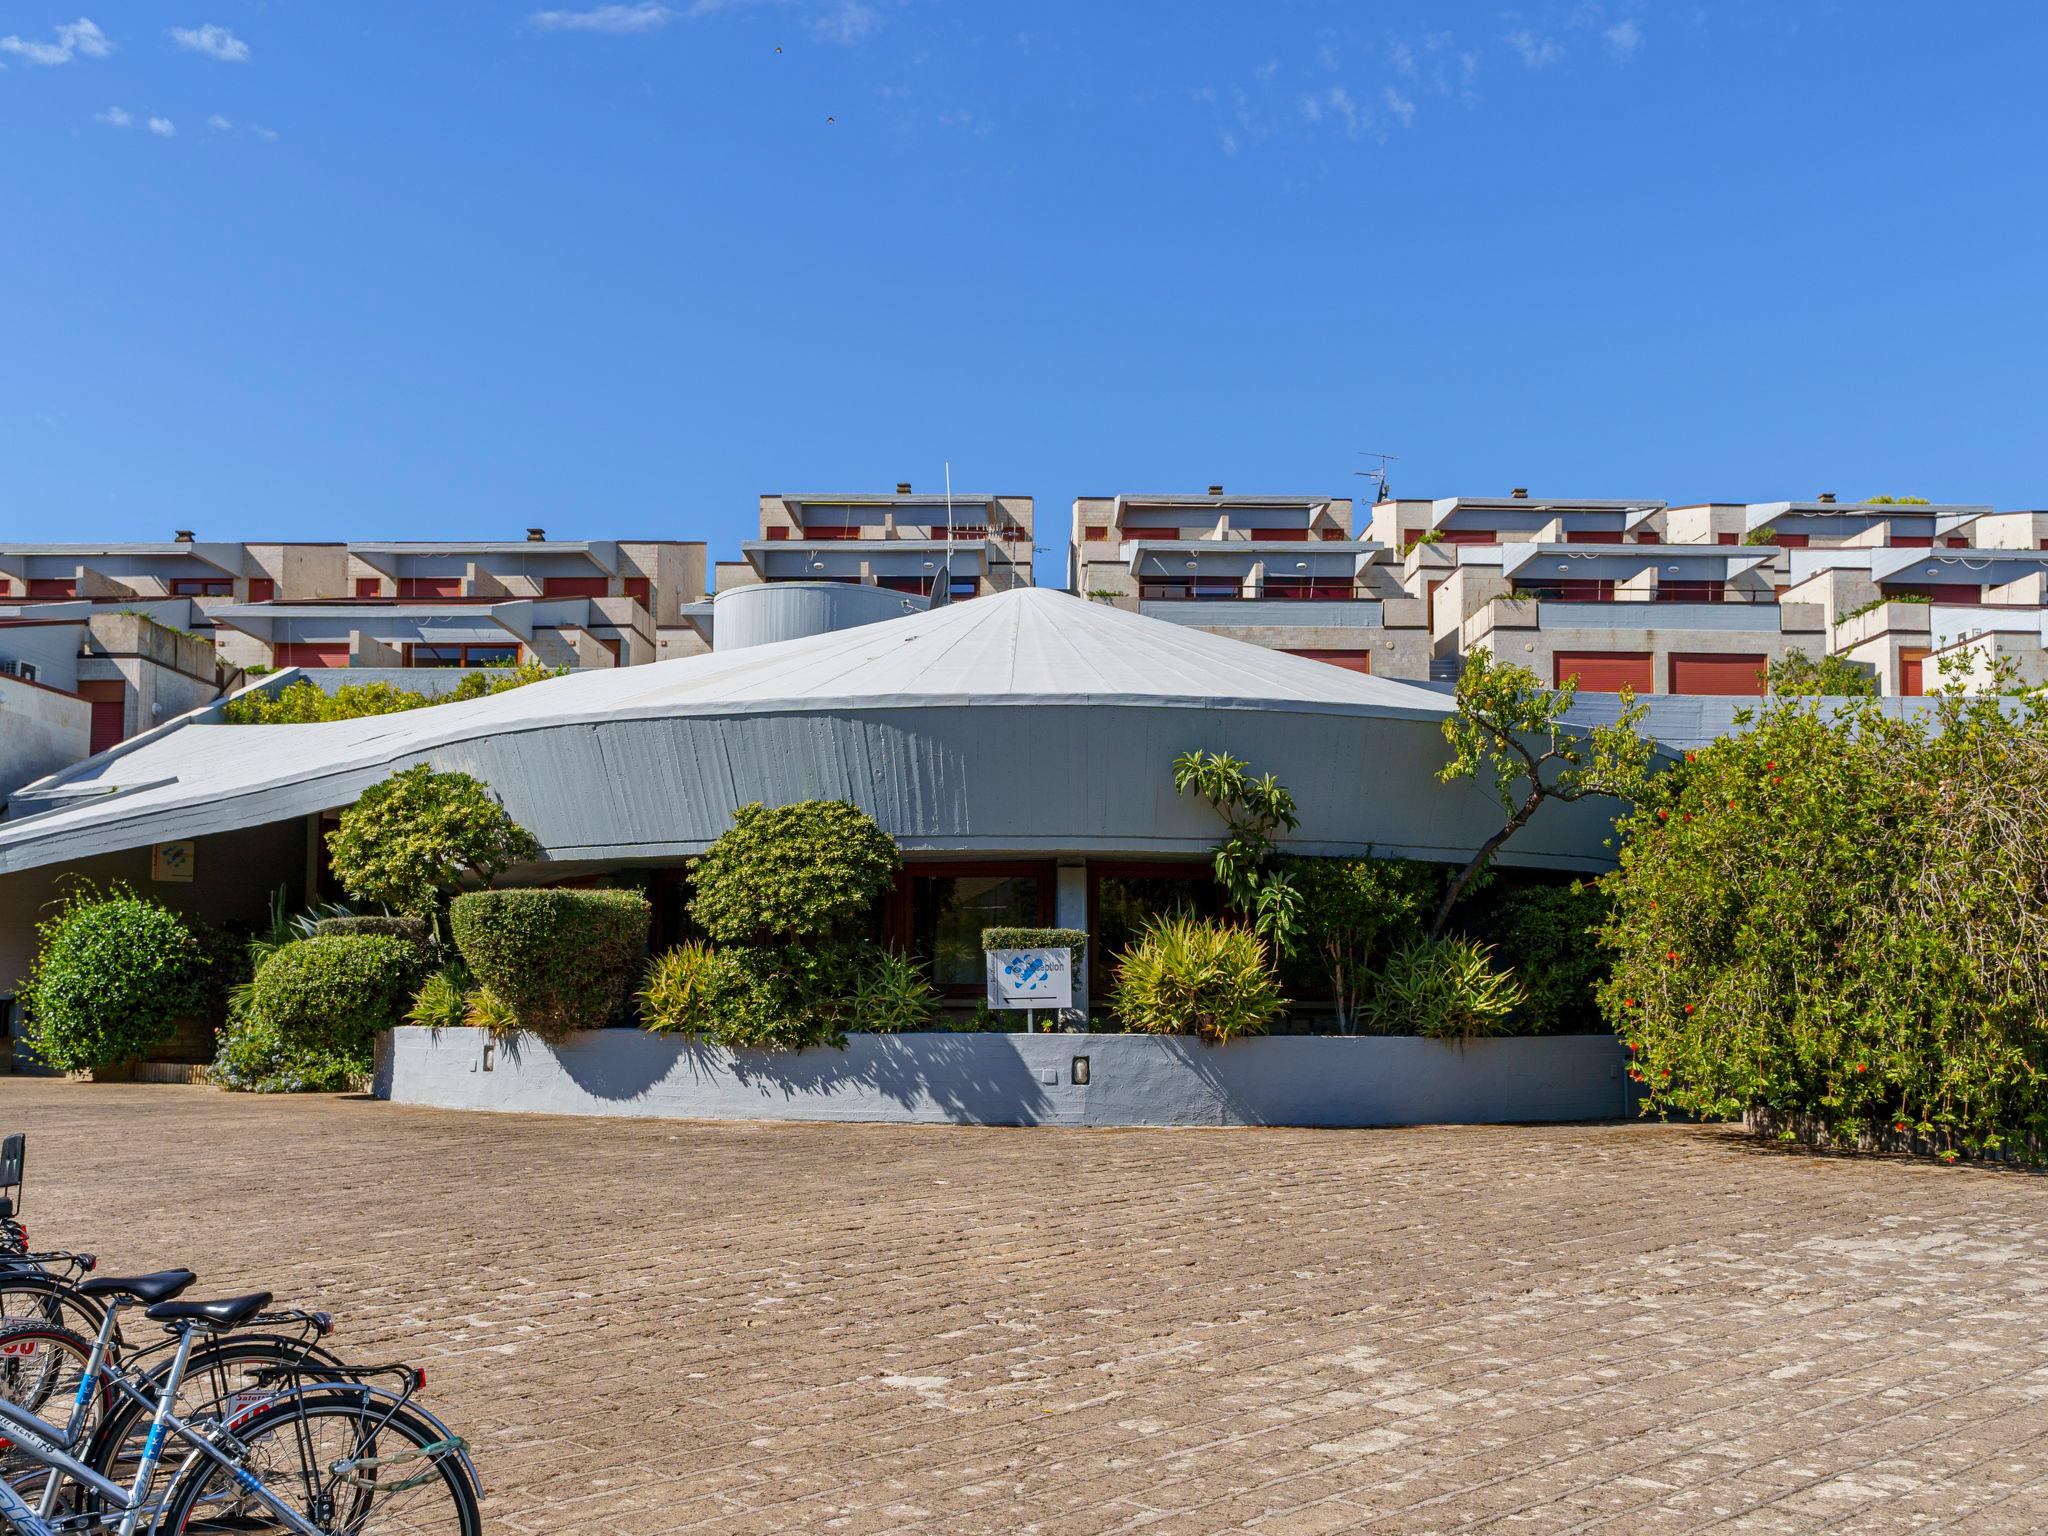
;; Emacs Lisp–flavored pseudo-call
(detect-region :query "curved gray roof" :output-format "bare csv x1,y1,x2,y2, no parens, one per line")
0,589,1618,876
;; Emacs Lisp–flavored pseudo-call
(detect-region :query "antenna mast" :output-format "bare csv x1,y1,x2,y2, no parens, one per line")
1355,450,1399,504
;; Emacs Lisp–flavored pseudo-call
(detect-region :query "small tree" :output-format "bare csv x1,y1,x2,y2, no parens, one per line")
325,764,541,923
1278,856,1433,1034
1764,648,1877,699
1433,649,1652,937
22,883,209,1071
1172,750,1303,954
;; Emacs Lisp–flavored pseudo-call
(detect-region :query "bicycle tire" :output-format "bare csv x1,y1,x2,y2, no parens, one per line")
157,1390,481,1536
0,1273,105,1340
0,1321,109,1510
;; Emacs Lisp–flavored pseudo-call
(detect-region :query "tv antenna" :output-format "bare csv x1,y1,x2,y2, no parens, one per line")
1354,450,1399,503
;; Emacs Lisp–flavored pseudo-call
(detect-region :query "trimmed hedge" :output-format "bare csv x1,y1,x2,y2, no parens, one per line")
980,927,1087,966
249,934,425,1057
450,887,650,1042
21,884,209,1072
313,915,429,946
689,801,899,944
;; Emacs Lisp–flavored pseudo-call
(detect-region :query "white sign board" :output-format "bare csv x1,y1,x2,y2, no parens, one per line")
151,841,195,883
985,947,1072,1011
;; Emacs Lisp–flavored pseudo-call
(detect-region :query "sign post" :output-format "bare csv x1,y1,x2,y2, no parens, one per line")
985,946,1073,1031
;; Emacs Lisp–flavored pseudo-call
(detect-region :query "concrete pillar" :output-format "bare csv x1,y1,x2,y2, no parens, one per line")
1055,859,1088,1019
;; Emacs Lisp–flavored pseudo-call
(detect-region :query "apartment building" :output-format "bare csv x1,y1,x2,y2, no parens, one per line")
1069,489,1425,676
717,486,1032,600
0,530,710,798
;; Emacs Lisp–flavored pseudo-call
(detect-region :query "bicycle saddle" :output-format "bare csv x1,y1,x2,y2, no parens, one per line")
79,1269,197,1304
146,1292,273,1329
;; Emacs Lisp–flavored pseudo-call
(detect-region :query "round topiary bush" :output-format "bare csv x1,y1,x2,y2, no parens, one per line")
312,914,430,946
249,934,426,1058
688,801,900,944
21,884,209,1072
449,887,651,1042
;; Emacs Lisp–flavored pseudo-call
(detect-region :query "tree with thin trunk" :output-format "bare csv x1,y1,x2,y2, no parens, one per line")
1431,649,1652,937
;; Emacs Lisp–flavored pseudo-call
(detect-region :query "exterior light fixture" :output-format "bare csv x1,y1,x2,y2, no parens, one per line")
1071,1056,1090,1086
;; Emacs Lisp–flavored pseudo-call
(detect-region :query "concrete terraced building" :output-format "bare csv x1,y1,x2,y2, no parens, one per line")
1073,488,2048,697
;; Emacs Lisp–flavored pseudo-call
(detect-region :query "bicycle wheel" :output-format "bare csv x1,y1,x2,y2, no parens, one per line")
0,1322,104,1510
0,1274,104,1340
158,1392,480,1536
82,1333,353,1513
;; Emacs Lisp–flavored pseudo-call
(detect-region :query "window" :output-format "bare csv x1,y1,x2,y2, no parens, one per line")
1437,529,1496,546
398,576,464,598
1770,533,1809,549
404,643,520,668
247,577,276,603
949,576,979,600
1089,865,1223,985
354,577,383,598
910,869,1049,990
542,576,608,598
1284,648,1371,673
623,577,652,609
170,578,233,596
26,580,75,599
802,525,862,541
1319,529,1348,541
1121,525,1183,541
1083,526,1109,542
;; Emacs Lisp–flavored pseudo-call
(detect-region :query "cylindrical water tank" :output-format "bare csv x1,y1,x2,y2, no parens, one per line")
712,581,930,651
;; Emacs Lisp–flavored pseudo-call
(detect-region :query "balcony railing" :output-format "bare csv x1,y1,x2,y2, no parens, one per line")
1138,583,1370,602
1510,584,1776,604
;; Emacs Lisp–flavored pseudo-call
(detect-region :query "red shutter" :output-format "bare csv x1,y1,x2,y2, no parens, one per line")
1891,537,1932,549
274,642,349,668
248,577,276,602
1256,528,1309,542
1438,529,1496,546
354,577,383,598
1716,533,1739,546
1553,651,1652,693
541,576,609,598
1668,653,1768,696
1121,525,1182,540
1319,529,1347,541
398,577,464,598
80,681,127,755
1944,537,1972,549
1082,527,1108,542
623,577,652,608
27,579,75,599
1771,533,1809,548
1283,649,1371,673
1900,649,1929,696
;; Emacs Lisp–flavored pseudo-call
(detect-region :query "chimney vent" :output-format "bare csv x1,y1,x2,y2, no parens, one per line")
1206,484,1224,497
525,527,546,542
895,482,912,495
1510,488,1529,500
173,529,195,543
1817,492,1836,504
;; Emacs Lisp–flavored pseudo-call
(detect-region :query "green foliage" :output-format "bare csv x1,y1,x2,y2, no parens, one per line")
1836,592,1931,626
326,765,542,920
1172,750,1303,954
313,914,429,945
221,663,563,724
1601,684,2048,1157
1362,936,1526,1039
248,935,425,1057
463,985,520,1037
1764,648,1877,698
1435,647,1652,936
688,800,900,944
1740,527,1779,546
1107,915,1285,1044
1865,495,1931,505
21,884,209,1071
209,1005,367,1094
1402,530,1445,553
1485,882,1608,1036
639,940,938,1048
1276,856,1436,1034
449,887,651,1042
406,965,473,1031
980,926,1087,964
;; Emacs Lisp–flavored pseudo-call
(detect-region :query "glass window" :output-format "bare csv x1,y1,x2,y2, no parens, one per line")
1094,872,1223,977
912,874,1043,988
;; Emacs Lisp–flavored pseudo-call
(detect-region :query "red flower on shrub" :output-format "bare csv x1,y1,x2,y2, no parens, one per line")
1658,809,1670,820
1894,1122,1908,1133
1766,760,1777,770
1685,752,1696,763
1683,1003,1695,1014
1665,950,1678,962
1853,1063,1867,1074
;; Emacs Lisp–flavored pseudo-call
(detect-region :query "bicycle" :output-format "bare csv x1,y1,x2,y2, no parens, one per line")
0,1285,479,1535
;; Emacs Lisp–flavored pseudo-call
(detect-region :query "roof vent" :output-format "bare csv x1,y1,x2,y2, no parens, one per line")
1817,493,1836,505
1206,484,1224,497
895,482,912,495
173,529,195,543
1510,488,1529,500
526,527,546,542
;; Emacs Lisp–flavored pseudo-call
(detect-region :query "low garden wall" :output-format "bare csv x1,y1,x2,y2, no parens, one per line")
379,1027,1630,1128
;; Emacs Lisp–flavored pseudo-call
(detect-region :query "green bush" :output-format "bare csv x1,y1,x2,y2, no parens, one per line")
1602,684,2048,1157
210,999,368,1093
640,940,938,1049
689,801,899,944
1108,916,1285,1044
463,985,520,1037
249,935,425,1057
326,765,542,921
406,965,473,1030
313,915,429,946
222,664,563,724
979,926,1086,965
1277,856,1436,1034
1362,936,1526,1039
21,884,209,1072
449,887,650,1042
1484,882,1608,1036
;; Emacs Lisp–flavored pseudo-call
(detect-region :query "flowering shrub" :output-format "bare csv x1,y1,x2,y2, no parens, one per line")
1601,684,2048,1158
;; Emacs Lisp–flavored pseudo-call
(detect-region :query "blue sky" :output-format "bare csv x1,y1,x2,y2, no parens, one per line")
3,3,2044,572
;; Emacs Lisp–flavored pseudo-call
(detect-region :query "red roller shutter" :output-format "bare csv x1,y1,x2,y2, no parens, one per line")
399,576,464,598
80,680,127,755
542,576,609,598
1553,651,1652,693
1284,649,1371,673
1900,648,1930,696
1668,653,1768,696
274,642,349,668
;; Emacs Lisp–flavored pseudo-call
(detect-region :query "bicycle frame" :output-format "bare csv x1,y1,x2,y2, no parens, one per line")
0,1328,329,1536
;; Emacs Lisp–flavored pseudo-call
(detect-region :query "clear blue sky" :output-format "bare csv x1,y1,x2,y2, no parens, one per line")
4,3,2044,572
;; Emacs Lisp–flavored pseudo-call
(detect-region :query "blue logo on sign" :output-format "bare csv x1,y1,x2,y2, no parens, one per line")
1002,953,1053,993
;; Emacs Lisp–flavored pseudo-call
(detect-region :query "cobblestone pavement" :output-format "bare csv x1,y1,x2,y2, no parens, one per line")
5,1081,2046,1534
